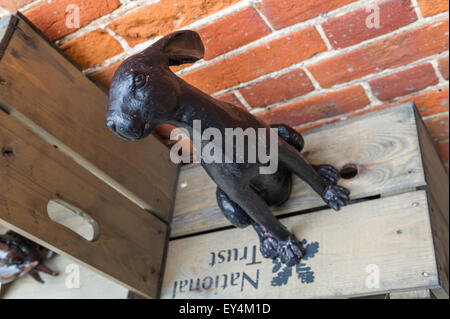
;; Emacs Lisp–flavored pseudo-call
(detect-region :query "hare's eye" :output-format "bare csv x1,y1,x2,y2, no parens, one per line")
134,74,146,88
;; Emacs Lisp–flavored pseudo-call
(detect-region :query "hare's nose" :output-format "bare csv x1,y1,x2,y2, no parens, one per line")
106,120,116,132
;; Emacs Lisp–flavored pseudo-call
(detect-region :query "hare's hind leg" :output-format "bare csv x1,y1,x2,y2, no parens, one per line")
271,124,341,184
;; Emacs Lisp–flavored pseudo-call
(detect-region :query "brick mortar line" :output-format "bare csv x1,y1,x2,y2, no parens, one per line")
213,50,449,105
361,82,383,106
437,139,449,145
302,67,322,90
18,0,43,12
422,111,450,120
315,24,333,51
410,0,423,19
251,1,275,32
182,1,254,30
83,0,402,74
431,58,448,83
104,26,130,51
232,90,252,110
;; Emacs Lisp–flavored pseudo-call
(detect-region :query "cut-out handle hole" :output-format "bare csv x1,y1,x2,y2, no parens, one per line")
339,164,358,180
47,199,100,242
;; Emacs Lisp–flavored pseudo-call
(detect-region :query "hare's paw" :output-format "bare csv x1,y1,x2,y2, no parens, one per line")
259,234,279,259
322,184,350,211
313,164,340,185
277,235,305,267
254,225,279,259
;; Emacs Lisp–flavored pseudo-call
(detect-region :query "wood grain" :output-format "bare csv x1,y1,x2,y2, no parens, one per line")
0,15,178,221
0,110,167,298
162,191,440,299
171,103,426,237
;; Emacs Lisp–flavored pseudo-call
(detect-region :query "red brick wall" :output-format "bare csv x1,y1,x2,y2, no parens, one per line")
1,0,448,169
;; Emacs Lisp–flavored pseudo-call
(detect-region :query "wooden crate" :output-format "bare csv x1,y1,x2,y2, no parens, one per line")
0,13,448,299
0,14,179,298
161,103,449,299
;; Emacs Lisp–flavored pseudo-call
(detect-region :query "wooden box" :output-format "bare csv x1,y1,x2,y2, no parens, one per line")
161,102,449,299
0,14,448,299
0,14,178,298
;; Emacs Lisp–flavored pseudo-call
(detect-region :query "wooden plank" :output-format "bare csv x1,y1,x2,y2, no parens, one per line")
414,111,449,299
0,110,167,298
1,255,129,299
0,15,178,221
161,191,439,299
171,103,426,237
0,14,16,60
426,194,449,299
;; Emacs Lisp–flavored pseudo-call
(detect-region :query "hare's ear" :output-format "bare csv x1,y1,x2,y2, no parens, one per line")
152,30,204,66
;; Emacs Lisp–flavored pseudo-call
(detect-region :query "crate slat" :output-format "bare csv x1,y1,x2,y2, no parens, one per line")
162,191,439,299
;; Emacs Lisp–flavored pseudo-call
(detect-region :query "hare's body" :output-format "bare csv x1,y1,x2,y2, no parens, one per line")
106,31,350,266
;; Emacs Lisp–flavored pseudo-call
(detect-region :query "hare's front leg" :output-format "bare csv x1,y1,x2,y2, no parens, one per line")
279,139,350,211
221,186,305,266
216,187,280,260
271,124,341,185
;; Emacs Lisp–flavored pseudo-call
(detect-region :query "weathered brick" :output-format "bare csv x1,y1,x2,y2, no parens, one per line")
396,86,449,116
0,0,34,11
308,19,449,88
348,86,449,119
417,0,449,17
369,63,439,101
108,0,240,47
24,0,121,41
322,0,418,49
256,85,370,127
436,142,449,162
89,62,120,90
155,124,178,140
61,29,123,69
198,7,271,60
350,89,448,120
217,92,246,109
425,114,449,143
239,69,314,108
182,27,327,94
170,64,189,73
258,0,356,30
438,56,449,79
296,118,341,133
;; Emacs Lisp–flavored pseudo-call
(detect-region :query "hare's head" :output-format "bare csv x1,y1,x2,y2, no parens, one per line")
106,30,204,140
